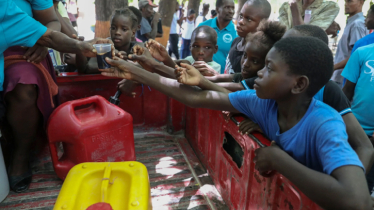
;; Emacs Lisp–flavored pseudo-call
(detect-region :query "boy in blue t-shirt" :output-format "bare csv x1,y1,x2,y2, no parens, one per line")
342,43,374,194
101,37,372,209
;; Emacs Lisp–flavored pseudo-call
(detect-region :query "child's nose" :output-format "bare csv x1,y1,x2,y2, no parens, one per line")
257,67,265,77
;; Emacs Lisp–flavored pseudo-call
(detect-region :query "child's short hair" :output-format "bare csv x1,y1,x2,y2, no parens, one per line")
274,37,333,97
188,9,196,16
191,26,218,45
128,6,142,27
211,10,217,17
246,20,286,53
111,8,138,29
245,0,271,19
292,25,329,45
369,4,374,13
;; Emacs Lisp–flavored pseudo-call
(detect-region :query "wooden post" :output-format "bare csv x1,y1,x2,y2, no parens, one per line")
95,0,129,38
155,0,177,47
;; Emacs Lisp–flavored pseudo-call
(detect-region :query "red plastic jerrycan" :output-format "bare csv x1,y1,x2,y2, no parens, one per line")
47,95,135,180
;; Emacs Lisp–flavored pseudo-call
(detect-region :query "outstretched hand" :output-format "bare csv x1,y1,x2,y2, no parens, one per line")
193,61,219,76
175,63,203,86
145,39,169,62
128,45,157,72
99,56,136,80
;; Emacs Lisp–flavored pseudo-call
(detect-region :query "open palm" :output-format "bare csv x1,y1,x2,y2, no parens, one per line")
175,63,202,86
146,39,168,62
99,57,134,80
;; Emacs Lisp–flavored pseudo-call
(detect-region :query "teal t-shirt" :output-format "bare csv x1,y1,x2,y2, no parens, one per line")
0,0,48,91
342,43,374,136
12,0,53,17
198,18,238,74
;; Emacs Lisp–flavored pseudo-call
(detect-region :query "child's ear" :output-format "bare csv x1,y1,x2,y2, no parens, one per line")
132,28,136,38
291,76,309,95
214,45,218,54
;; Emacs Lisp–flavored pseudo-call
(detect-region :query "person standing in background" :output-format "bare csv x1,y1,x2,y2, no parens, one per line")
350,5,374,53
278,0,339,31
168,1,183,59
180,9,196,59
198,0,237,74
136,0,161,42
196,3,210,26
332,0,368,87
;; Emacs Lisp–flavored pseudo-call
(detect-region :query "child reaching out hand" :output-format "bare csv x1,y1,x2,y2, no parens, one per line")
100,37,372,209
206,20,286,89
145,26,221,76
77,8,143,74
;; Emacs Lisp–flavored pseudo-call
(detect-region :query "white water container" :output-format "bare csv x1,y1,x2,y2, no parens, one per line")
0,143,9,202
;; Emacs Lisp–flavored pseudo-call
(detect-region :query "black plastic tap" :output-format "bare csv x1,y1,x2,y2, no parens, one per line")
109,90,122,105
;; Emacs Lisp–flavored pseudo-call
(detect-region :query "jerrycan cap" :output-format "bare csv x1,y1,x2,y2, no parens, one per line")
86,203,113,210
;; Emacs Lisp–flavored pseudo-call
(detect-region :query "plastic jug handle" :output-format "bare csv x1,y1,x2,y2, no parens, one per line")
49,141,61,168
69,96,106,121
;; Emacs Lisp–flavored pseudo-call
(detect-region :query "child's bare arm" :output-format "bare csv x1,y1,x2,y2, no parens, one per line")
100,57,239,112
129,46,177,79
146,39,176,68
215,82,245,92
256,144,371,210
176,63,231,94
193,61,219,76
343,113,374,173
206,74,234,83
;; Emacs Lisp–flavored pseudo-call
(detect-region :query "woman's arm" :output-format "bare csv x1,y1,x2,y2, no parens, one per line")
33,6,61,31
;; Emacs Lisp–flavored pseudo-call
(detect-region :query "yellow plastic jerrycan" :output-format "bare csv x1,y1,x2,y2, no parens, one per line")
54,162,151,210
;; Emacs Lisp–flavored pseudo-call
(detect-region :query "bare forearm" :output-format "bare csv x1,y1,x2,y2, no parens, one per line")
206,74,233,83
163,56,177,69
198,77,232,93
274,152,369,209
216,82,245,92
344,114,374,173
290,4,304,26
57,11,77,37
334,57,349,70
37,30,81,53
153,62,177,79
150,22,158,39
75,52,88,73
131,68,237,111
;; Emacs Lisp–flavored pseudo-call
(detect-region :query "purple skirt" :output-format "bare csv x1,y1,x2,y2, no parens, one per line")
3,46,59,126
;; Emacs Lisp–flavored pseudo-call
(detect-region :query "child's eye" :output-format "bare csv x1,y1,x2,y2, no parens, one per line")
266,65,271,72
205,46,211,49
111,26,116,30
253,59,258,64
247,18,252,22
122,28,127,31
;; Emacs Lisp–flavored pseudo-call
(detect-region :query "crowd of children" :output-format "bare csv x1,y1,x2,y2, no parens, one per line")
93,0,374,209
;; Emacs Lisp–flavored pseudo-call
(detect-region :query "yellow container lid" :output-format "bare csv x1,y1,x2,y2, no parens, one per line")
54,162,151,210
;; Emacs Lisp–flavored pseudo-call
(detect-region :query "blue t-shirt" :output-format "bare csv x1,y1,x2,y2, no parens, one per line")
228,89,363,174
136,17,152,43
342,43,374,136
12,0,53,17
198,18,238,74
0,0,47,91
351,32,374,55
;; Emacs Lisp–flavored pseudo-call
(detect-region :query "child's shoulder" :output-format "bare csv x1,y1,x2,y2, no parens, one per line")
306,99,344,128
